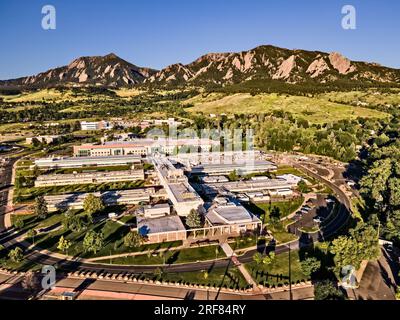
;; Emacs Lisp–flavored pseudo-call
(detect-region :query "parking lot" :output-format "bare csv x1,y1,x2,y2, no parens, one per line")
288,194,336,235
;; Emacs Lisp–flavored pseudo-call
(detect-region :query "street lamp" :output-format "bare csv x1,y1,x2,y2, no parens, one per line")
288,243,293,300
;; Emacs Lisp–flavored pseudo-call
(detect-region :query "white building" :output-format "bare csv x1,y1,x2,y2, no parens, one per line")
276,174,303,186
73,138,220,157
205,203,261,233
44,188,163,212
34,155,141,169
35,169,145,187
152,156,204,216
143,203,171,219
81,120,113,131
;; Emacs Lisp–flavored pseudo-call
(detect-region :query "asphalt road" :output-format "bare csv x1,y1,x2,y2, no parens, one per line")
0,155,20,231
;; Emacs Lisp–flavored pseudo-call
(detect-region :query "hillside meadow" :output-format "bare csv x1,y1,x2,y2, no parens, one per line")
185,92,389,124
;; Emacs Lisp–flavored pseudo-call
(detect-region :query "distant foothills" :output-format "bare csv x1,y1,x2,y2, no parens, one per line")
1,44,400,89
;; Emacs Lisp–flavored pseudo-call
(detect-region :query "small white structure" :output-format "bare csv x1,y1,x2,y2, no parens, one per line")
143,203,170,219
277,174,303,186
81,120,113,131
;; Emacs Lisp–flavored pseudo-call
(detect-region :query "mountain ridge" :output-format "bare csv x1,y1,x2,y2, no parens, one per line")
1,45,400,89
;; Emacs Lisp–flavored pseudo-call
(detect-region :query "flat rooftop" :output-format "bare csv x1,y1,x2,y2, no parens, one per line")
206,204,260,225
169,182,202,203
137,215,186,235
35,155,141,164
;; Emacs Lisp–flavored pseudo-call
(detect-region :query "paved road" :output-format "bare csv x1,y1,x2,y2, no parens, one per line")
0,155,21,231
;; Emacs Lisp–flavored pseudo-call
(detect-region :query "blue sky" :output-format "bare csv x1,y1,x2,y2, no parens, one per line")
0,0,399,80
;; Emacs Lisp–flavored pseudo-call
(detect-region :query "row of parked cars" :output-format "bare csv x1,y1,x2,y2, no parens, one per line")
295,197,336,224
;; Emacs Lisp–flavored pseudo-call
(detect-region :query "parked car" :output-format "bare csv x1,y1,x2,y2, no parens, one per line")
313,216,325,223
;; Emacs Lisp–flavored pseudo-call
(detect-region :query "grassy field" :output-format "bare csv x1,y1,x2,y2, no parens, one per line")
185,93,389,124
317,90,400,108
26,210,183,259
244,197,304,223
246,250,308,286
98,245,226,265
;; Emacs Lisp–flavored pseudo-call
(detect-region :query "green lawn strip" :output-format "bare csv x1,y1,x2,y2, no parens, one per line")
244,197,304,224
274,166,319,185
298,226,320,233
268,219,298,244
97,244,226,265
245,250,308,286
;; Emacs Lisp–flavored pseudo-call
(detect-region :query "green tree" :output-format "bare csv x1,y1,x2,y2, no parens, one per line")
27,229,37,245
62,211,86,232
8,247,24,263
186,209,202,228
252,252,263,265
228,170,239,181
330,223,379,271
314,281,345,300
14,218,25,230
83,194,105,217
262,252,276,265
82,230,104,254
34,196,48,220
57,235,72,255
300,256,321,277
123,232,143,249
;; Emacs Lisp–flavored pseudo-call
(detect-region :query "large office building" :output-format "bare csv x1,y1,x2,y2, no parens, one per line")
34,155,142,169
35,169,145,187
189,161,277,176
44,188,163,211
73,138,220,157
152,156,204,216
201,178,294,196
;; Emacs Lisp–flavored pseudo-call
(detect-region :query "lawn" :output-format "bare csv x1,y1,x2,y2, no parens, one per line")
97,245,226,265
317,90,400,109
28,211,183,259
274,165,318,185
244,197,304,223
245,250,308,286
185,93,389,124
268,222,298,244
